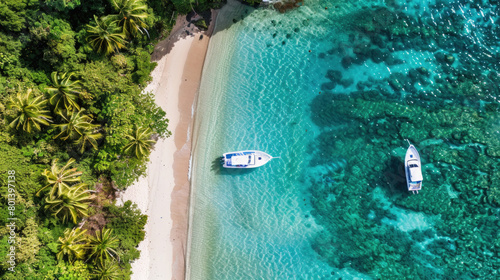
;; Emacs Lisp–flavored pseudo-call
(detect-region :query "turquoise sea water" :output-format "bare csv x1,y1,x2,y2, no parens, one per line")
188,0,500,279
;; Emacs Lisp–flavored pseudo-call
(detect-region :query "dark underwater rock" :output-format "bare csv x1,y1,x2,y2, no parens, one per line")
434,52,445,63
340,78,354,88
444,54,455,64
327,48,336,55
326,70,342,82
435,52,455,65
388,73,412,92
321,82,336,91
370,48,385,63
408,69,421,83
370,34,386,48
417,67,430,76
352,56,367,65
341,56,354,69
348,33,355,43
394,42,405,51
407,68,431,86
385,56,403,66
353,43,371,60
361,90,381,100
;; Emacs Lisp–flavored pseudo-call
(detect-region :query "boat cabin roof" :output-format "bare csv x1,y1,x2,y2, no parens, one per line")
230,154,254,165
408,160,423,182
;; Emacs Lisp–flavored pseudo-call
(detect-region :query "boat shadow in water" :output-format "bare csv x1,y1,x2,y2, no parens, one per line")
211,157,255,175
383,155,408,195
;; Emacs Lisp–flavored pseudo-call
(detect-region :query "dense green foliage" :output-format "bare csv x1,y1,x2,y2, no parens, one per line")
0,0,38,32
0,0,228,278
104,201,147,266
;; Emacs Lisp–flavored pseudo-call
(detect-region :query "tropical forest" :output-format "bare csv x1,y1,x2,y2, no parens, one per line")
0,0,224,279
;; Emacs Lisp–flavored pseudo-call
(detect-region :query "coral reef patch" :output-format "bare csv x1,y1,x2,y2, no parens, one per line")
307,0,500,278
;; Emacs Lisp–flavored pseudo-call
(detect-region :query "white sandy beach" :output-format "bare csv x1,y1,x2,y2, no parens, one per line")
120,13,217,280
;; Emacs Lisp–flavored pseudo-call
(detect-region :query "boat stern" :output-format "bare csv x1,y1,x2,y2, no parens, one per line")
408,182,422,191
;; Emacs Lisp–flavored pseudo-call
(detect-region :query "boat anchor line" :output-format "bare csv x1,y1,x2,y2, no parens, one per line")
405,138,411,146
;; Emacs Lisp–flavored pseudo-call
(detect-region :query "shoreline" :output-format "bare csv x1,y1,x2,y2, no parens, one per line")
120,11,218,280
186,0,247,278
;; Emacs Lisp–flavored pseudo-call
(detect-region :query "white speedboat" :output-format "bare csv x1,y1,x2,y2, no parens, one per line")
405,142,423,194
221,150,276,168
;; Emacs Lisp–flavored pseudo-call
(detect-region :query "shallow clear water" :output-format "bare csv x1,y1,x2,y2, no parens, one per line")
188,0,500,279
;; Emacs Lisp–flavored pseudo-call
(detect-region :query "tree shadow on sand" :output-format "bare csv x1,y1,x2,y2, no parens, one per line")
150,0,269,62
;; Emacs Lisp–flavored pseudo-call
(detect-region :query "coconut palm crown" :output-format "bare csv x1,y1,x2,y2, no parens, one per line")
93,260,123,280
44,182,91,224
53,109,100,141
46,72,83,114
56,228,88,263
87,228,119,265
6,89,52,133
109,0,149,38
37,158,83,198
86,15,126,55
75,128,103,154
122,126,155,158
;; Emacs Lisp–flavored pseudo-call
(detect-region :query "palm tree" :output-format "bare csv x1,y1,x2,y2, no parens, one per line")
53,109,100,141
46,72,82,114
44,182,91,224
87,228,119,265
37,158,82,198
74,128,103,154
86,15,126,55
93,261,123,280
109,0,148,38
56,228,88,263
122,126,155,158
6,89,52,133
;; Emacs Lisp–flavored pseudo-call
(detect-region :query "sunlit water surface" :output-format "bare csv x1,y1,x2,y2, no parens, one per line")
188,0,500,279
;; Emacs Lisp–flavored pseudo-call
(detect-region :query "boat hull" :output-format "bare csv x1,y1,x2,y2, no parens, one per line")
405,144,423,192
222,150,273,168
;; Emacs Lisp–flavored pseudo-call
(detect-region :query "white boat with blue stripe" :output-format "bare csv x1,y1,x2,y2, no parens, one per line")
221,150,277,168
405,141,423,194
